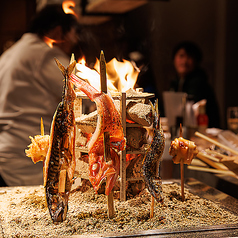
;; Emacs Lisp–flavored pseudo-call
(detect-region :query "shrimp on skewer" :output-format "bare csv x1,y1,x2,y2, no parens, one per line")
43,59,76,223
70,73,125,195
142,100,165,203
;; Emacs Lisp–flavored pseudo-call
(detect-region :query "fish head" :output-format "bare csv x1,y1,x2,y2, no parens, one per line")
46,187,69,223
89,149,120,195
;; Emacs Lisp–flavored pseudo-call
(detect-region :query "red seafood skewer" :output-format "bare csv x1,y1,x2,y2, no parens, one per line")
70,73,126,195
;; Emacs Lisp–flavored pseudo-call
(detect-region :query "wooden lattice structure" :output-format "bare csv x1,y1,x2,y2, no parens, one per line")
74,90,154,201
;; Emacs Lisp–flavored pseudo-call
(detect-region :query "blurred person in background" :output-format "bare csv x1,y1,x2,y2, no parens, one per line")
0,4,80,186
169,41,220,128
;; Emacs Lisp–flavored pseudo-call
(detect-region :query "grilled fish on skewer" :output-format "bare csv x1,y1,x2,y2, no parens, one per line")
70,73,125,195
142,100,165,203
43,59,76,223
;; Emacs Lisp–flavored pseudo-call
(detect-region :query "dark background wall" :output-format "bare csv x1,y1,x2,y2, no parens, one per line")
1,0,238,129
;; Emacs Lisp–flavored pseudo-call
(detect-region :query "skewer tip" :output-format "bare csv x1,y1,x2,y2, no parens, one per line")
179,123,183,137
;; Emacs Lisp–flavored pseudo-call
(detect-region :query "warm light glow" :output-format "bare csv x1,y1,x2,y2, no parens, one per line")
78,56,86,65
76,57,101,90
107,58,139,92
43,36,57,48
62,0,78,18
76,57,139,92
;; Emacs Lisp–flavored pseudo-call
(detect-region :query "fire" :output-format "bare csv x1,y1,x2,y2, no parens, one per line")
43,36,57,48
76,57,139,92
62,0,78,18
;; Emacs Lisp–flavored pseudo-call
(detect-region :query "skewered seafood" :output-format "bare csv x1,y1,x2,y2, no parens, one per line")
25,134,49,163
43,59,76,222
169,137,198,165
70,73,126,195
25,60,76,222
142,100,165,203
26,117,49,163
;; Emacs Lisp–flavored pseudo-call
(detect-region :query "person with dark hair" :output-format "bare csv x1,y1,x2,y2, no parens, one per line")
169,41,220,128
0,4,80,186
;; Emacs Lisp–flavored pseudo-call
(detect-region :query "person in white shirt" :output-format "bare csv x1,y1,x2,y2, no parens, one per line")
0,4,80,186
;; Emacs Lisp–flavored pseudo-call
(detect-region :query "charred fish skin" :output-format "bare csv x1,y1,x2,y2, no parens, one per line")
142,100,165,203
44,60,76,223
45,103,73,222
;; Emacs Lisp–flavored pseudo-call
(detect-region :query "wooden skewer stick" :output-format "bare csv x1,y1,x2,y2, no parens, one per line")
150,100,160,218
100,50,115,219
201,150,221,162
104,132,115,219
196,152,228,170
195,131,238,155
180,160,185,202
150,196,155,219
179,124,185,202
100,50,107,93
205,149,227,160
187,165,237,177
41,117,44,136
205,149,238,176
58,169,67,193
40,117,46,179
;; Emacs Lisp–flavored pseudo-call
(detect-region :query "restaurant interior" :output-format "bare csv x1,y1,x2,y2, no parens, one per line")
1,0,238,129
0,0,238,236
1,0,238,192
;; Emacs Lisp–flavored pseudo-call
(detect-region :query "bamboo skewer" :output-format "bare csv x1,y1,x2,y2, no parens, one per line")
103,131,115,218
196,152,228,170
187,165,237,177
200,150,220,162
205,149,225,158
180,160,185,202
100,50,115,219
205,149,238,176
40,117,46,179
41,117,44,136
195,131,238,155
194,131,238,176
150,196,155,219
179,124,185,202
100,50,107,93
150,100,160,218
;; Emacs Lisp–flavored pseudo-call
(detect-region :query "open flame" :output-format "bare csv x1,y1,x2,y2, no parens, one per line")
43,0,78,48
62,0,78,18
43,36,56,48
76,57,139,92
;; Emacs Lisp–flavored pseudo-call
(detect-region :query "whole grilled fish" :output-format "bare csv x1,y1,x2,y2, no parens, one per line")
142,100,165,203
70,73,125,195
43,59,76,222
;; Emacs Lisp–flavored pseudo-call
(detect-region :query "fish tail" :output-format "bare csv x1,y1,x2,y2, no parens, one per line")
55,58,76,78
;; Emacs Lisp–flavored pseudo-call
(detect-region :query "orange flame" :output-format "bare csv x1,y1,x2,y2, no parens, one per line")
76,57,139,92
62,0,78,18
43,36,57,48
